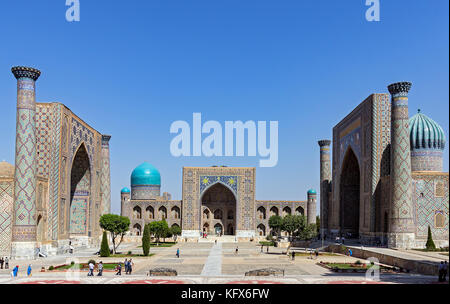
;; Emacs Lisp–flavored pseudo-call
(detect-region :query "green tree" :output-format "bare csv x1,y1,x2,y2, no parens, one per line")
170,225,182,241
268,215,283,239
282,215,305,240
100,231,110,257
142,224,151,256
148,220,169,245
99,214,130,254
298,223,318,241
425,225,436,250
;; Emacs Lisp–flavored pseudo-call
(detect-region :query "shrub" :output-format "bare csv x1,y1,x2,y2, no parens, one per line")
355,260,362,265
88,259,96,265
48,266,54,270
70,261,75,265
100,231,110,257
128,251,132,255
425,226,436,250
142,224,151,256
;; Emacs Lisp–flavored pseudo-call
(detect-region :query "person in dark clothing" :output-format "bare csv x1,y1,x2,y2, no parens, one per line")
0,257,4,269
291,251,295,261
116,263,122,275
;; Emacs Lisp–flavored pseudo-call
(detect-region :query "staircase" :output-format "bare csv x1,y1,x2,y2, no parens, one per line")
198,235,238,243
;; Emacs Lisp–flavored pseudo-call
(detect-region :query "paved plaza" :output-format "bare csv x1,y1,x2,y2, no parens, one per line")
0,241,447,284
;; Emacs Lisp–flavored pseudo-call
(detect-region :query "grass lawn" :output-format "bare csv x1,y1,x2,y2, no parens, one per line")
137,242,176,248
51,263,117,270
325,263,379,270
412,248,449,253
294,252,339,257
259,241,275,246
110,253,155,258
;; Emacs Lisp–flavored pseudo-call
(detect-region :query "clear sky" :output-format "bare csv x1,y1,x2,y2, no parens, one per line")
0,0,448,215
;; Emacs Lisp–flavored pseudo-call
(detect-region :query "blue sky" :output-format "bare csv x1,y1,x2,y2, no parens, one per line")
0,0,448,215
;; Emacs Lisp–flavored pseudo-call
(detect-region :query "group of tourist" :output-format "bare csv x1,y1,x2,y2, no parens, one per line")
0,257,9,269
115,259,134,275
8,264,32,278
438,261,448,282
87,261,103,277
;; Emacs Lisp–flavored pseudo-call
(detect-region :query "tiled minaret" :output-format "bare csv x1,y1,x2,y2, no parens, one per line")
120,188,131,218
100,135,112,215
387,82,415,249
11,66,41,259
318,140,331,236
307,189,317,225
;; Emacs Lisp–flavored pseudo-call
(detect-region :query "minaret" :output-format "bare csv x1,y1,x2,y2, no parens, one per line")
120,188,131,218
318,140,331,236
100,135,112,215
307,189,317,225
387,82,415,249
11,66,41,259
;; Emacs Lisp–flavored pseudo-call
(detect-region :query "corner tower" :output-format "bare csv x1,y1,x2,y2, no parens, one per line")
387,82,415,249
11,66,41,259
100,135,112,214
307,189,317,225
318,140,331,236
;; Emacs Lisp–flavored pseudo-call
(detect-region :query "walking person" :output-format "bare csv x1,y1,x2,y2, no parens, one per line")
315,249,319,260
176,248,180,258
115,263,122,275
97,261,103,276
12,265,19,278
124,259,129,274
128,259,133,275
438,261,444,282
0,257,3,269
88,261,94,276
291,251,295,261
235,246,239,255
27,264,32,277
444,261,448,282
5,257,9,269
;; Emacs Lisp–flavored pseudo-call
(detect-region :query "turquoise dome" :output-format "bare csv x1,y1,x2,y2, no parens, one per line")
131,162,161,186
307,189,317,195
409,110,446,151
121,187,130,193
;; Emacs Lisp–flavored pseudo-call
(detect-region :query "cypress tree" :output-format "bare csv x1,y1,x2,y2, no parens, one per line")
100,231,110,257
425,225,436,250
142,224,151,256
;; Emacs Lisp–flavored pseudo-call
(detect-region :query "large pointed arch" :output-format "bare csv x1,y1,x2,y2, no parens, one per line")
69,143,91,235
339,147,361,237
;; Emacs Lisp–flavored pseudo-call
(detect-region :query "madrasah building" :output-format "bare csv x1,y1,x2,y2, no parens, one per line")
318,82,449,249
0,67,111,259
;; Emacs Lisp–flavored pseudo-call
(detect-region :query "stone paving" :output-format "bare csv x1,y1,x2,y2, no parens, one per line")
0,241,446,284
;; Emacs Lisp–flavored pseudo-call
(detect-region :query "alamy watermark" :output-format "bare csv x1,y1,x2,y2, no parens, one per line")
170,113,278,167
365,0,380,22
66,0,80,22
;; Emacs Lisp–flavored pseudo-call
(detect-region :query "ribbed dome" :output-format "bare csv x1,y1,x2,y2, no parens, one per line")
409,110,446,151
121,187,131,193
131,162,161,186
0,161,14,178
307,189,317,195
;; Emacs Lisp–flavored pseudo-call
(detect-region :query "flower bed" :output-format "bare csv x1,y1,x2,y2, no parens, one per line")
317,261,400,273
48,263,118,271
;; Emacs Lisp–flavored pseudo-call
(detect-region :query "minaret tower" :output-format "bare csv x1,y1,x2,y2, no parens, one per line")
318,140,331,236
120,188,131,218
100,135,112,215
307,189,317,225
11,66,41,259
387,82,415,249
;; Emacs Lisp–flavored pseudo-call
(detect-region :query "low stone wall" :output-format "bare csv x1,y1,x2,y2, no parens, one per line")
148,268,178,276
245,268,285,276
326,244,441,276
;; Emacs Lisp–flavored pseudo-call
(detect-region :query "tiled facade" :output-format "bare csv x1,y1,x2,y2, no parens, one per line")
322,83,449,248
1,67,111,259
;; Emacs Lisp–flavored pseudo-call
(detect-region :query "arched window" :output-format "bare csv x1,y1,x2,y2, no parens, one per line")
159,206,167,220
270,207,278,217
295,207,304,216
133,223,142,236
257,207,266,220
146,206,154,219
435,211,445,228
257,224,266,236
203,209,210,220
171,206,181,219
283,207,291,216
133,206,142,219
